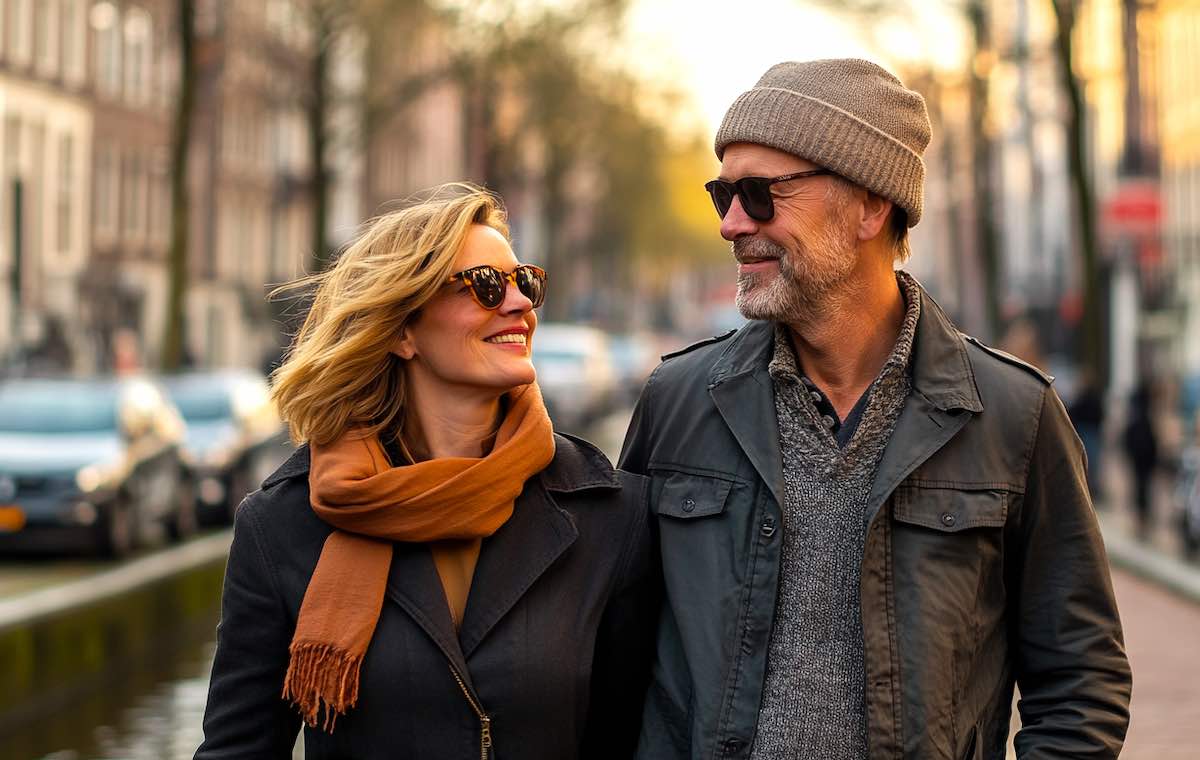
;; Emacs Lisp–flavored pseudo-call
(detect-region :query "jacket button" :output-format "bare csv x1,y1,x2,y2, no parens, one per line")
724,738,747,753
941,512,956,527
760,517,776,538
682,497,696,513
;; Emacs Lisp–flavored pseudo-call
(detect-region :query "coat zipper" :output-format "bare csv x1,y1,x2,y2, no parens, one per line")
449,663,493,760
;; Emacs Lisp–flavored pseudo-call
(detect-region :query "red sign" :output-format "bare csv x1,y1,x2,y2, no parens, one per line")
1101,179,1161,238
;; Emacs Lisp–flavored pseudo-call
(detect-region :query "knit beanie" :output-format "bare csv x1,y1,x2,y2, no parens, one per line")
715,59,931,226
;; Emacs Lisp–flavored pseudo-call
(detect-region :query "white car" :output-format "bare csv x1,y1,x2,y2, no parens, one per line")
532,323,618,432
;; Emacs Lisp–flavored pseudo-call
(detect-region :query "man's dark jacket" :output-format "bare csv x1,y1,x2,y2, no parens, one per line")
620,284,1132,760
195,433,657,760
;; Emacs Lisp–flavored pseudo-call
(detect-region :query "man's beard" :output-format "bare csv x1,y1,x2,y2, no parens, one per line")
733,214,858,324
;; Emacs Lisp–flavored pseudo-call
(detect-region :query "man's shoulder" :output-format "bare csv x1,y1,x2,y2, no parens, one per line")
654,320,773,378
659,328,739,363
961,333,1053,388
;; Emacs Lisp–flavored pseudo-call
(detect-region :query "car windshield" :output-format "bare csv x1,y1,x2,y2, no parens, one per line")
168,385,233,422
0,384,119,433
534,348,588,363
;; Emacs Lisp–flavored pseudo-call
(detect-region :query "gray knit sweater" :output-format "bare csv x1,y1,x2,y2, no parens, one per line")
749,272,921,760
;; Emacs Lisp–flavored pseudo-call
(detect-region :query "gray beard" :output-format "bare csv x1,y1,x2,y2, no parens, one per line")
733,224,857,325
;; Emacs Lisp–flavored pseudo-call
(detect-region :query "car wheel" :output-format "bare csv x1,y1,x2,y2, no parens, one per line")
97,499,135,559
169,475,199,542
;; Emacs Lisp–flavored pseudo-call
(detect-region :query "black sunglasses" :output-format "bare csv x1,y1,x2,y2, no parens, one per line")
447,264,547,310
704,169,834,221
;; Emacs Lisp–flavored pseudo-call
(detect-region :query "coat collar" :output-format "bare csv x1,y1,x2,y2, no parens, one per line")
261,432,620,492
261,432,616,669
706,275,983,414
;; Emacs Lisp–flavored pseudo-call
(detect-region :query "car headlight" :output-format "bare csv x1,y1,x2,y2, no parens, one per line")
76,461,125,493
76,465,105,493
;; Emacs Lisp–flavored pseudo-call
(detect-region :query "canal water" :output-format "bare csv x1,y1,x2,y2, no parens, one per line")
7,623,219,760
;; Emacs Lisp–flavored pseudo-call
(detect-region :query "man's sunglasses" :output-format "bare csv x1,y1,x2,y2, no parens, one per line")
446,264,547,310
704,169,834,221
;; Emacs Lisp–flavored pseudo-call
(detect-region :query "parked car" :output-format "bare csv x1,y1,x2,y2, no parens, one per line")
1175,436,1200,560
163,370,288,525
532,323,618,432
0,376,195,557
608,333,661,404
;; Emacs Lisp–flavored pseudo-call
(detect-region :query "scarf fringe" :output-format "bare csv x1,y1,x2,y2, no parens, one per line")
282,641,364,733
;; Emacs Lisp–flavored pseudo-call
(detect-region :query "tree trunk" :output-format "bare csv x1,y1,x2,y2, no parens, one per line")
967,0,1003,339
1051,0,1103,385
307,8,332,272
161,0,196,372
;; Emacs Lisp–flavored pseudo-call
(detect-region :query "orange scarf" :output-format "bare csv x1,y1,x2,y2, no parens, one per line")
284,383,556,731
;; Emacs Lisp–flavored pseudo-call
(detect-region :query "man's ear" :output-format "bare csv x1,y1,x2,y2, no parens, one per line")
857,192,892,242
390,325,416,360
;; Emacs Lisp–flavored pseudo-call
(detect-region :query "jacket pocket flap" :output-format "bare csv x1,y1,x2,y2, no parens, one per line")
657,473,733,519
893,486,1008,532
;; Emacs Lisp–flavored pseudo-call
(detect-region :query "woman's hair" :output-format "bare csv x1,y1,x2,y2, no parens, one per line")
270,182,509,446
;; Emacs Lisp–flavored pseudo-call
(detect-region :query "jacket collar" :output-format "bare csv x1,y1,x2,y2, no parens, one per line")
261,431,620,492
707,275,982,414
266,434,612,674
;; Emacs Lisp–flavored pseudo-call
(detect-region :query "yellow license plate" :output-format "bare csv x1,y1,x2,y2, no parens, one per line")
0,505,26,532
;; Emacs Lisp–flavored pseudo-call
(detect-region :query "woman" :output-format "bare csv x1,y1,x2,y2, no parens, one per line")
195,185,657,759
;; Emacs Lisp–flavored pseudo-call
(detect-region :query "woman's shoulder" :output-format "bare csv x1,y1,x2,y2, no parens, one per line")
542,432,646,496
236,445,329,549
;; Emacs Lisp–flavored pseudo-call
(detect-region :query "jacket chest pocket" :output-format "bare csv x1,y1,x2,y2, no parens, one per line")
892,484,1009,532
889,483,1011,621
655,471,733,519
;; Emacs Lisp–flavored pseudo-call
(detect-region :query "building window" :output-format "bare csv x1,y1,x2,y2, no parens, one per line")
94,142,118,239
57,133,74,254
121,150,148,242
91,1,121,97
61,0,86,84
149,149,169,245
9,0,33,65
34,0,60,77
123,8,151,106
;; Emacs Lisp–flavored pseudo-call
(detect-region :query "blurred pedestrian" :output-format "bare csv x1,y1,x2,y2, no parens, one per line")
196,184,656,760
1123,381,1160,540
1069,369,1107,501
621,59,1130,760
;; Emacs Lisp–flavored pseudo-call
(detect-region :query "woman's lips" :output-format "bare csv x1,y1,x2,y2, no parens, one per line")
484,328,530,351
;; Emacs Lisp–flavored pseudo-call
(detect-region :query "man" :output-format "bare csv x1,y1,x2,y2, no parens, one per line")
622,59,1131,760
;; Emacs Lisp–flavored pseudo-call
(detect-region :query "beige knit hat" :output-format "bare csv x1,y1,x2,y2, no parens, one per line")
715,59,931,226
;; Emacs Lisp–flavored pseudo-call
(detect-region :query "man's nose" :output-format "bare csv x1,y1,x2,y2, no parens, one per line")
720,195,760,241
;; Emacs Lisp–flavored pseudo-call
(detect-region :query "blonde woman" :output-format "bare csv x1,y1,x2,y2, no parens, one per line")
195,185,657,759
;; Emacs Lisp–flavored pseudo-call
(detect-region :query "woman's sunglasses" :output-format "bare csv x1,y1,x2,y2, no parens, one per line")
704,169,834,221
446,264,547,310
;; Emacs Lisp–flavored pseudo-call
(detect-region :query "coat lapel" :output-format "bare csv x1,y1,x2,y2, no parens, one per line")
710,370,784,508
456,480,579,659
383,542,473,684
705,321,784,507
865,282,984,525
864,392,971,525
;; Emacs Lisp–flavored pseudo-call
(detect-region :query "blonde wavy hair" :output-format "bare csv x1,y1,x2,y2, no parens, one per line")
270,183,510,446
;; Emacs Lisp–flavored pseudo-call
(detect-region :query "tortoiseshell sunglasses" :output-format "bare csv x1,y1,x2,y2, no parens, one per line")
447,264,547,310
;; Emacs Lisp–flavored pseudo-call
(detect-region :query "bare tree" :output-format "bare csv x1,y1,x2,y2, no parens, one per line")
161,0,196,372
1050,0,1102,383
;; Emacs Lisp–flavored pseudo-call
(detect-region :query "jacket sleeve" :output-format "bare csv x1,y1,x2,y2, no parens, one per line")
1011,388,1132,759
618,365,660,476
195,497,302,759
582,473,662,760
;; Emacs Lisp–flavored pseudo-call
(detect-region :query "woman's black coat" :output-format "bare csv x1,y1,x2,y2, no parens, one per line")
195,433,658,760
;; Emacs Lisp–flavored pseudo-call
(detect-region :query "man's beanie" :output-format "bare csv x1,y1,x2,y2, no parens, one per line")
715,59,931,226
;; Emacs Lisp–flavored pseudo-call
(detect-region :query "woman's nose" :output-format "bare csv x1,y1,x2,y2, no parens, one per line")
499,279,534,314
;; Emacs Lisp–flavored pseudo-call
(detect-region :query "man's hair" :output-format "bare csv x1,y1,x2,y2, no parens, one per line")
887,208,910,263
